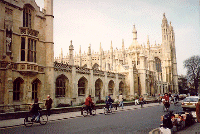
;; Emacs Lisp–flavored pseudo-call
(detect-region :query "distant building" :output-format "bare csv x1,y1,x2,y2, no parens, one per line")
55,13,179,96
0,0,178,112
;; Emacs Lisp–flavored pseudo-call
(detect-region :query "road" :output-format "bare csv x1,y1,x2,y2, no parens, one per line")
0,103,183,134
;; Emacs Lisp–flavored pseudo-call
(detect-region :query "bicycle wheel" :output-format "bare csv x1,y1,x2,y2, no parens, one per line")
104,107,108,115
83,110,88,117
24,116,33,127
92,109,96,116
110,107,112,114
40,115,48,125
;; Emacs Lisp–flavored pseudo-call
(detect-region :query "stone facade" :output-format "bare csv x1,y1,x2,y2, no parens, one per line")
0,0,178,110
55,15,179,98
0,0,127,109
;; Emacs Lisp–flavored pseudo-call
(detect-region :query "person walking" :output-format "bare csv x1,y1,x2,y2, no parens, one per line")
139,95,144,108
45,95,53,116
118,93,124,109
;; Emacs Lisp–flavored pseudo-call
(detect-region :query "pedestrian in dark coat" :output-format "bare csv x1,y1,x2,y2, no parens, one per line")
45,95,53,116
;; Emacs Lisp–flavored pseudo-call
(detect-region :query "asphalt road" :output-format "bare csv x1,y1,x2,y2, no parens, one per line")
0,103,183,134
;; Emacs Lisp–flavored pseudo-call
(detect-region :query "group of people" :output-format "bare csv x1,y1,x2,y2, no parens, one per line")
84,93,125,114
30,95,53,122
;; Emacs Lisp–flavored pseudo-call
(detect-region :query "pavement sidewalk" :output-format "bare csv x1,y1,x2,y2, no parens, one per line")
175,123,200,134
0,103,159,129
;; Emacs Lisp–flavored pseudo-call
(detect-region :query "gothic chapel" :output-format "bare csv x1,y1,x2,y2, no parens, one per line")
0,0,178,111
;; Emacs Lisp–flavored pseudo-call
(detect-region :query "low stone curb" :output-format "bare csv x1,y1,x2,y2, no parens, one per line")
0,100,157,120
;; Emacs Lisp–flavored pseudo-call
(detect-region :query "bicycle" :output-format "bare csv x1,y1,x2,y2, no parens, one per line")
163,101,170,112
104,103,113,115
24,110,48,127
81,104,96,117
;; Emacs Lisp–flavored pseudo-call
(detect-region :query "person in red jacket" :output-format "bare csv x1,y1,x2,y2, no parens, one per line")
163,93,169,102
85,95,93,115
163,93,170,109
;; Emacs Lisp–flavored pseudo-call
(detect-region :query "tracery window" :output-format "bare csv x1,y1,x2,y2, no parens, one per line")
32,81,38,100
21,37,36,62
78,77,88,96
23,6,32,28
108,80,114,95
13,78,23,101
56,78,66,97
155,57,162,72
28,39,36,62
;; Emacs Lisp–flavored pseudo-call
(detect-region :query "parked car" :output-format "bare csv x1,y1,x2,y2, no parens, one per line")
181,96,199,111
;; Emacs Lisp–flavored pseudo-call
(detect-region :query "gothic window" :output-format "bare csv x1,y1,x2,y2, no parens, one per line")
119,81,124,94
23,6,32,28
95,79,103,98
28,39,36,62
56,78,66,97
21,37,36,62
32,81,38,100
155,57,162,72
13,78,23,101
78,77,88,96
82,64,87,68
108,80,114,95
92,63,99,70
21,37,25,61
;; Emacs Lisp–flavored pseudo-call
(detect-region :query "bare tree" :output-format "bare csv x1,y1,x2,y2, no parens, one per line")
184,55,200,92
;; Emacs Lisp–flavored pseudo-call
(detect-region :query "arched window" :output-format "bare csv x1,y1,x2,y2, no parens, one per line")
13,78,23,101
95,78,103,100
119,81,124,94
108,80,114,95
78,77,88,96
82,64,87,68
32,81,38,100
56,76,66,97
92,63,99,70
23,5,32,28
155,57,162,72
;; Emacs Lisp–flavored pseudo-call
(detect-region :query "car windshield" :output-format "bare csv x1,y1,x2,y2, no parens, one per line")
184,97,198,102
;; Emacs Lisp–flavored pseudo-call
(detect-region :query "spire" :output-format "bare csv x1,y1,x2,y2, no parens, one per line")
122,39,125,51
147,35,150,48
79,45,81,54
99,42,102,54
88,44,91,55
122,39,124,47
162,13,168,27
61,48,63,55
132,24,137,41
69,40,74,50
169,21,173,31
110,41,113,50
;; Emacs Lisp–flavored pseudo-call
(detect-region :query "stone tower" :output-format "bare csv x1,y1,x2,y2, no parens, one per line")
44,0,54,97
161,13,178,93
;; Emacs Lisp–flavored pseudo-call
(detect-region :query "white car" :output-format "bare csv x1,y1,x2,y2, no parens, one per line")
181,96,199,111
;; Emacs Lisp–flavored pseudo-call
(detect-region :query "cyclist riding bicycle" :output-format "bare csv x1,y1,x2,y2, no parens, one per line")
30,98,42,122
163,93,170,109
105,94,113,110
85,95,93,115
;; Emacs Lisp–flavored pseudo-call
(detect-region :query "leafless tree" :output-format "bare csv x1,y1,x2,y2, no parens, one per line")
184,55,200,92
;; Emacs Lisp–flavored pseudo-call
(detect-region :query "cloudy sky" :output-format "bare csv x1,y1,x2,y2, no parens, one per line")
35,0,199,75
